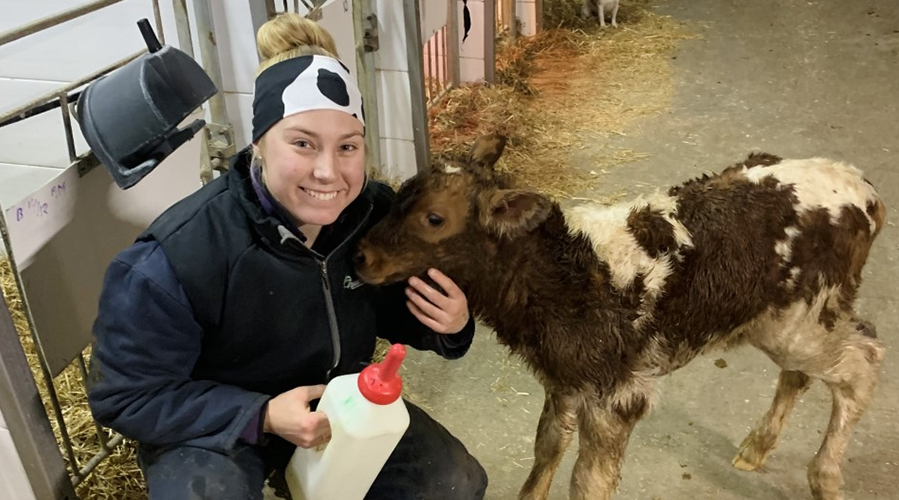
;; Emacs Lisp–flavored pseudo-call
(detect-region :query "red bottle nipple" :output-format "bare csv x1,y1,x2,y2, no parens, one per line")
358,344,406,405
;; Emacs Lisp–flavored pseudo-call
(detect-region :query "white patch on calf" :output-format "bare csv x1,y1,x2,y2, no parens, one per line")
741,158,879,233
443,165,462,174
563,192,692,304
775,226,801,264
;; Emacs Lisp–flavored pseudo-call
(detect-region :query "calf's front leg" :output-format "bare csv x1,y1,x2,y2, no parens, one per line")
519,388,579,500
569,396,647,500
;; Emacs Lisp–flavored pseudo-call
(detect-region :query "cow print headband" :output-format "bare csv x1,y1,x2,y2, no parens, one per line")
252,55,364,143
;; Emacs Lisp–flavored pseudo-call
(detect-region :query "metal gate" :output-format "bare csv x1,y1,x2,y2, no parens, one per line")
0,1,232,497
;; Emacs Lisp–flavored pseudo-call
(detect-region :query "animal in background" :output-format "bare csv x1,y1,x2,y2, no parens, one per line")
583,0,620,28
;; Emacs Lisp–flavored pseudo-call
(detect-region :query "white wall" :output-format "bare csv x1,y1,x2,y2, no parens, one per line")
0,406,37,500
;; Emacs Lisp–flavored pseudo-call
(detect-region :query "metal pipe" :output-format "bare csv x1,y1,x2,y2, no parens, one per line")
351,0,382,175
447,0,460,88
59,93,78,163
152,0,166,44
484,0,496,83
0,91,81,129
441,26,447,90
172,0,195,58
72,433,126,486
510,0,517,39
0,0,127,47
77,353,110,450
404,0,431,172
191,0,227,127
0,49,145,126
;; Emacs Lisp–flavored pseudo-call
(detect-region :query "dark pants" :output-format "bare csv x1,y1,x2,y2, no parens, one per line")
138,401,488,500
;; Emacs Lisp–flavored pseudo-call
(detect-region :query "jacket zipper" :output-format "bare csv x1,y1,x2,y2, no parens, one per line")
320,261,341,381
317,203,374,382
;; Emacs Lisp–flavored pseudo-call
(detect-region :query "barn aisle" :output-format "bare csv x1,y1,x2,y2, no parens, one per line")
402,0,899,499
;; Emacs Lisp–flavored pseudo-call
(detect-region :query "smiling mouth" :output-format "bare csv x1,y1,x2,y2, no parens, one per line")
302,188,339,201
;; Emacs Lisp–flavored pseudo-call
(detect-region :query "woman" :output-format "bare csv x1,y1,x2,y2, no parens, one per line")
87,13,487,500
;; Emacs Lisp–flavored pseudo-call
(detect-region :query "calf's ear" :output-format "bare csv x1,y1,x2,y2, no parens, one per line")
466,133,507,170
478,189,552,238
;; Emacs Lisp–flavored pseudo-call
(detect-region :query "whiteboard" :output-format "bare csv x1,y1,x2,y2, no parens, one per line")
2,115,204,376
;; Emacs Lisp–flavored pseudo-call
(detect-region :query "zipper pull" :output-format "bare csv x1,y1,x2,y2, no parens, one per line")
321,261,330,291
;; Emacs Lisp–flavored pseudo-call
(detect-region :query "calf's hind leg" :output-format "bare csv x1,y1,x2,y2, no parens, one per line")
746,316,884,500
806,322,883,500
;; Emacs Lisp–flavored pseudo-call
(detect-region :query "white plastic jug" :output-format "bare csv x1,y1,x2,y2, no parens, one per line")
285,344,410,500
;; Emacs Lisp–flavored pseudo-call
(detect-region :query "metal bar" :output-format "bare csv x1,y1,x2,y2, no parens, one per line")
0,91,82,129
432,37,438,99
0,0,128,47
484,0,496,83
152,0,166,44
263,0,277,20
172,0,195,58
447,0,460,87
0,261,78,500
509,0,517,39
0,49,146,126
77,353,110,451
441,26,447,90
535,0,543,33
404,0,431,172
59,93,78,163
351,0,382,176
72,433,126,486
248,0,273,53
191,0,227,127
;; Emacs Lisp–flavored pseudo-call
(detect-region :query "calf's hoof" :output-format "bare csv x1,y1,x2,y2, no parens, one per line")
731,432,774,471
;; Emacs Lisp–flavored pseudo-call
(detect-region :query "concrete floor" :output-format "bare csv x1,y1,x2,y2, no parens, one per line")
401,0,899,499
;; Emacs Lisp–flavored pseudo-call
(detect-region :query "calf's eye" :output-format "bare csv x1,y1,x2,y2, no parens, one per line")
427,213,445,227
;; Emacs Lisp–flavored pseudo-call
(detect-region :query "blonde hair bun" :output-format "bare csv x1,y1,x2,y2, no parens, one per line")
256,13,339,75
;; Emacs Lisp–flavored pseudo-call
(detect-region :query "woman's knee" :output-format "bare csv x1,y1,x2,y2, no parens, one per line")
139,445,266,500
439,454,488,499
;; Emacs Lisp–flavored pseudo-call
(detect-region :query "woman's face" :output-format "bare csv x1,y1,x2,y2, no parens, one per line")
257,109,365,228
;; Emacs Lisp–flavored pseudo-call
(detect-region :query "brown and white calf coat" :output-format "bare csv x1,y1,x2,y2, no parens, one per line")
355,135,886,500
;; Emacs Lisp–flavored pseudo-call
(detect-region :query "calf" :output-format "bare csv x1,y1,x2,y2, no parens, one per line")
355,134,886,500
582,0,620,28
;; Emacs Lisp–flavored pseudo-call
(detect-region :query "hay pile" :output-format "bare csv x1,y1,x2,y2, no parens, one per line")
428,0,691,201
1,258,144,499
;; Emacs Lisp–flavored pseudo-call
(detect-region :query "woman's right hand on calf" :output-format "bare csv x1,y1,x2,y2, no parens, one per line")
264,385,331,448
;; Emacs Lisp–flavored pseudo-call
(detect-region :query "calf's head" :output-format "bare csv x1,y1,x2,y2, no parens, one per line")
355,134,553,287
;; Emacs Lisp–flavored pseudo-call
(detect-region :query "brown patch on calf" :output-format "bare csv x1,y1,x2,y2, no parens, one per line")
741,152,783,169
654,173,800,352
790,205,874,321
626,206,678,258
867,198,887,237
668,152,783,197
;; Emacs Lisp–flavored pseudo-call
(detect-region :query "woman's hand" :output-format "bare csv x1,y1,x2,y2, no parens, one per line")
406,268,470,334
264,385,331,448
